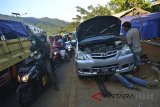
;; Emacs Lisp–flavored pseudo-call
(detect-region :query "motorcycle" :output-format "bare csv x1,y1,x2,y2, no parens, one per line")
52,43,60,61
64,41,74,57
16,51,50,106
52,43,70,63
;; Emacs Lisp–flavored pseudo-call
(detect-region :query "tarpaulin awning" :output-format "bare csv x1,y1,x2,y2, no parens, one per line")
120,12,160,40
0,19,29,39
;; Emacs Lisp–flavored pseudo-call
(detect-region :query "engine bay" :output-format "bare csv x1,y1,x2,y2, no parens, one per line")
79,38,124,54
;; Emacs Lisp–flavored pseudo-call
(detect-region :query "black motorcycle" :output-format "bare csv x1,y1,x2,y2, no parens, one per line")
16,51,50,106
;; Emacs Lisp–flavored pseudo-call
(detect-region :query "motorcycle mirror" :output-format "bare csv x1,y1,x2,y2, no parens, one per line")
34,51,38,54
30,53,34,57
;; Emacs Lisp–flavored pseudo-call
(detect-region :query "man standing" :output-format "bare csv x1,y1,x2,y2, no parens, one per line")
122,21,142,72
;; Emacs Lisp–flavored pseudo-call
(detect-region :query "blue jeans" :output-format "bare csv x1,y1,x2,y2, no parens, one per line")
124,74,148,87
134,52,141,66
113,73,148,89
113,73,134,89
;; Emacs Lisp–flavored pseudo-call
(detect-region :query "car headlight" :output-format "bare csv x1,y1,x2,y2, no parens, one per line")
21,74,29,82
77,51,90,60
120,45,132,56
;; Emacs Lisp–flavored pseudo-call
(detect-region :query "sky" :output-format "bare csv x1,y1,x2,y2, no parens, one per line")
1,0,110,22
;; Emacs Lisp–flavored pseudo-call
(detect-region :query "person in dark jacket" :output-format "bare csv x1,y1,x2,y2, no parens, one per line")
63,34,71,42
29,34,59,90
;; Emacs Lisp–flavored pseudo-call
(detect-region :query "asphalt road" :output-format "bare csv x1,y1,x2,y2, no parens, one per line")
1,57,160,107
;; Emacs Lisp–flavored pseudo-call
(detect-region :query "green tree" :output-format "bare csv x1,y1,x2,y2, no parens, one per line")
64,5,111,32
73,5,111,22
141,1,152,12
109,0,152,13
65,22,80,32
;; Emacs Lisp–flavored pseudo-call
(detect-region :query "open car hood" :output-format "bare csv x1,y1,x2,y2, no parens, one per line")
76,16,121,42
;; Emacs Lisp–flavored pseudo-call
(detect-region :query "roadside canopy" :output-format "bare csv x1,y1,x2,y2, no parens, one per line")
120,12,160,40
0,19,29,39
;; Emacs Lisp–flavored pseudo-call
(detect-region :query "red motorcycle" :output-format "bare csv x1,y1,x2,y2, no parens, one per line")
52,43,60,60
51,43,70,65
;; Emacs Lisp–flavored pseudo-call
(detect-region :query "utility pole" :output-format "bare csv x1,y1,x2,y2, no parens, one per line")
12,12,27,21
12,12,20,21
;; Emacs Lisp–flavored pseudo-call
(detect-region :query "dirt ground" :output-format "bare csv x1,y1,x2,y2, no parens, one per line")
142,39,160,62
140,39,160,80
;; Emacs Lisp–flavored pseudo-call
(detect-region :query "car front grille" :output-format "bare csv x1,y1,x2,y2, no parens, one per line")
90,50,117,59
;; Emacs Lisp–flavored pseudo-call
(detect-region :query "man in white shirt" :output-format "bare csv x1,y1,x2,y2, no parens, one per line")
122,21,142,72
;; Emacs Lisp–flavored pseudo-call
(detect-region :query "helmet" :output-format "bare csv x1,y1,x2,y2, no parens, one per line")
64,33,69,37
28,34,38,45
58,34,62,39
49,36,54,43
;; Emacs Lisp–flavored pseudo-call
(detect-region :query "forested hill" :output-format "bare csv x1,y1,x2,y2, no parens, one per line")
0,14,68,35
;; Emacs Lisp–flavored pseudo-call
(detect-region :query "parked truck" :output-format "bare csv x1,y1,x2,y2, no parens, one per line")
0,38,31,87
0,19,33,88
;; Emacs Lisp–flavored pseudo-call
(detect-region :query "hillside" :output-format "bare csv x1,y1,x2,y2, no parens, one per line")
0,14,68,35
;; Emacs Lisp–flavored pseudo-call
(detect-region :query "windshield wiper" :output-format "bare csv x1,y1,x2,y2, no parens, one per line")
100,24,116,34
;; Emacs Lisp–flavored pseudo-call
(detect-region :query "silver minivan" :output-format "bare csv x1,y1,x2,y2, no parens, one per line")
75,16,134,77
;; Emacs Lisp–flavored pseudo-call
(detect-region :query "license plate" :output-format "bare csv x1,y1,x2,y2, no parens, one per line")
108,67,116,73
109,67,116,72
102,68,108,72
99,67,116,74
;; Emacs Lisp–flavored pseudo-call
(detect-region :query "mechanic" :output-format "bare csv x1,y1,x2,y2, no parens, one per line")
122,21,142,72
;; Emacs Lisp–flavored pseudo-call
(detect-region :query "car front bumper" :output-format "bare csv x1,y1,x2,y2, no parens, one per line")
75,54,134,76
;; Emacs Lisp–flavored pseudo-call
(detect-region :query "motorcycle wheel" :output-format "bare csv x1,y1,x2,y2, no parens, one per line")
70,49,74,58
66,52,70,62
18,85,36,106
